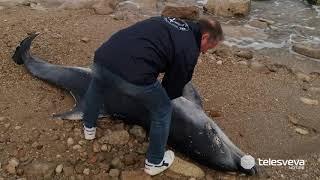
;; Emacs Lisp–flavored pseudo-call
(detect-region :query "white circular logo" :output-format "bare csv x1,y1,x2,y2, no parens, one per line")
240,155,255,169
164,17,190,31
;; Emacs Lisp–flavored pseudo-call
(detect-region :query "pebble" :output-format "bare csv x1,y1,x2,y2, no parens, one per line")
73,128,82,136
109,169,120,177
258,18,275,25
300,97,319,105
137,142,148,154
216,60,223,65
14,126,22,130
4,123,10,129
123,153,137,166
108,130,130,145
93,141,101,153
50,135,59,141
101,144,110,152
83,168,90,175
78,140,86,145
288,115,299,125
80,151,88,159
0,117,6,121
55,164,63,174
6,158,19,174
80,37,90,43
249,61,269,72
234,50,253,59
72,145,82,150
63,166,74,176
19,156,29,163
309,87,320,93
295,127,309,135
32,142,43,149
17,168,24,176
296,72,311,82
129,125,146,140
9,158,20,167
111,157,122,168
67,137,74,146
237,61,248,66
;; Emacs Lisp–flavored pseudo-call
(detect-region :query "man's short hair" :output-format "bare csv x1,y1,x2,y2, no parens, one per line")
198,18,224,42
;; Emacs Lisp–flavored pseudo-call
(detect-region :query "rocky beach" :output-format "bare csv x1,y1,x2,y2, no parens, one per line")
0,0,320,179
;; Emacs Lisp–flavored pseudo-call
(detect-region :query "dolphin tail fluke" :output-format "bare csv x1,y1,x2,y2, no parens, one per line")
12,32,40,65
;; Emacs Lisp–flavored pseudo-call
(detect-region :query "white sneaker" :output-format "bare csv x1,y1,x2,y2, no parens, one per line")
144,150,175,176
83,126,96,140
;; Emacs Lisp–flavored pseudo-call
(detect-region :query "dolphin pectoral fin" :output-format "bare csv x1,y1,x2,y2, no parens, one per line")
182,82,203,108
52,109,83,120
52,103,110,121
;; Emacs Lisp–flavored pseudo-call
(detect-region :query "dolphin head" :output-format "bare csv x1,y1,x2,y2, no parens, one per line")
170,97,258,175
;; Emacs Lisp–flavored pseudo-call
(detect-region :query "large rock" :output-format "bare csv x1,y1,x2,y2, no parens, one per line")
99,130,130,145
5,158,19,174
169,157,205,178
133,0,157,10
292,43,320,59
306,0,320,5
121,170,152,180
0,0,26,7
161,4,200,20
24,160,56,178
205,0,251,17
129,125,146,140
58,0,96,9
57,0,118,13
92,0,118,15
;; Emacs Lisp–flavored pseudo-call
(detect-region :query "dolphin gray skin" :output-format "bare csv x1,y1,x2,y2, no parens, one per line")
12,33,258,175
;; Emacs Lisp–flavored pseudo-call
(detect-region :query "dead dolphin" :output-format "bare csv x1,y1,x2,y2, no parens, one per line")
12,33,258,175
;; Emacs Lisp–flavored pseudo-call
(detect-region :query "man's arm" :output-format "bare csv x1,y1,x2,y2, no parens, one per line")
161,51,197,100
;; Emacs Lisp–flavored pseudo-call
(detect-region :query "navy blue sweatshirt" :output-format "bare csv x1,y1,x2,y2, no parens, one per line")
94,16,201,100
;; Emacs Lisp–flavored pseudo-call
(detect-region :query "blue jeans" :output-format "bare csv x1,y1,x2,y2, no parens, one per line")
82,63,173,164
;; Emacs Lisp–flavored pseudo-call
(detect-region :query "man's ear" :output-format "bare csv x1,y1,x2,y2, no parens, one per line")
201,33,210,41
